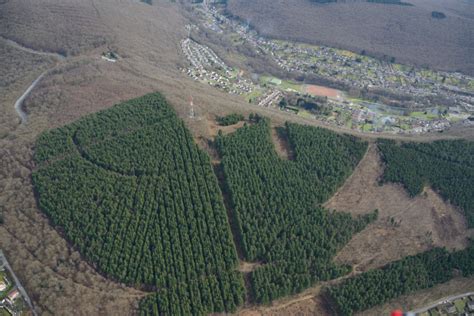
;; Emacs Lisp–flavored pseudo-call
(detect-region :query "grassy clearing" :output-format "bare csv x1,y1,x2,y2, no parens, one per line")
410,111,438,120
0,308,11,316
362,124,373,132
281,80,302,92
340,50,356,58
297,109,313,119
260,75,303,92
245,89,264,103
454,298,466,312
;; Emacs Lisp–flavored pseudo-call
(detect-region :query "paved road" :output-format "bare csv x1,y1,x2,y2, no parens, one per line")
0,250,37,316
14,72,46,124
409,292,474,314
2,36,65,124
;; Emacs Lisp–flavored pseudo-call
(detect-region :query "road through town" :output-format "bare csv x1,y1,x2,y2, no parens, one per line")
0,250,37,315
409,292,474,314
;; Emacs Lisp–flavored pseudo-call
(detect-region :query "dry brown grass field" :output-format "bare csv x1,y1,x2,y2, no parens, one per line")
0,0,473,315
236,144,474,316
327,144,474,271
226,0,474,75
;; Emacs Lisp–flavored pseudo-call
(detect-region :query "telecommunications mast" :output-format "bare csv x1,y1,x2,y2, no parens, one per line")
189,96,195,119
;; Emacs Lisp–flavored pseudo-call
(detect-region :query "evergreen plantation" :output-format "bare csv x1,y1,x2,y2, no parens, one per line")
33,93,244,315
215,119,377,303
32,93,474,315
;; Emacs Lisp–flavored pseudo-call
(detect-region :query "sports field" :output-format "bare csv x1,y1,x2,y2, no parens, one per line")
304,84,341,98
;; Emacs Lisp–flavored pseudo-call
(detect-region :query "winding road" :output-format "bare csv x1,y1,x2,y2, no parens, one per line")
1,36,65,124
14,72,47,124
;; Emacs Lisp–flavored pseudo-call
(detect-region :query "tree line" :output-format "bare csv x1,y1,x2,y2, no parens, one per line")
328,243,474,315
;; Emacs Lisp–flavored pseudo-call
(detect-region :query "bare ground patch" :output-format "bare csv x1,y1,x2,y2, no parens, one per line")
238,261,263,273
325,144,473,272
206,114,246,138
237,284,332,316
270,126,294,160
304,84,341,99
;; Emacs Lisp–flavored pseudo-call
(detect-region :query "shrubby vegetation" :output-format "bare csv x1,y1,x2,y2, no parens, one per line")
329,243,474,315
216,119,377,303
378,139,474,227
216,113,245,126
33,93,244,315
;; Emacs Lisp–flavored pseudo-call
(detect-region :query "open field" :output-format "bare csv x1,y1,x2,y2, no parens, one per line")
226,0,474,75
326,144,473,271
304,84,341,98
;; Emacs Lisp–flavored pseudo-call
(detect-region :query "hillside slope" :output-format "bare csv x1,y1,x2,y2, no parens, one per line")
226,0,474,75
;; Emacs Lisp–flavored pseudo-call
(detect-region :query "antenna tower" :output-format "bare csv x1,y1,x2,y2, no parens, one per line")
189,96,195,119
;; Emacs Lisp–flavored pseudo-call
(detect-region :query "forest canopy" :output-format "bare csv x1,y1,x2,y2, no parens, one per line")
34,92,473,314
216,119,376,303
33,93,245,315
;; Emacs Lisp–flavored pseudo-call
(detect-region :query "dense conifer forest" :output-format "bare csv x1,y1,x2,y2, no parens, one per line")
215,119,377,303
33,93,245,315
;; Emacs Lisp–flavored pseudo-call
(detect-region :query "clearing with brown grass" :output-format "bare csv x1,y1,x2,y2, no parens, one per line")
326,144,473,271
